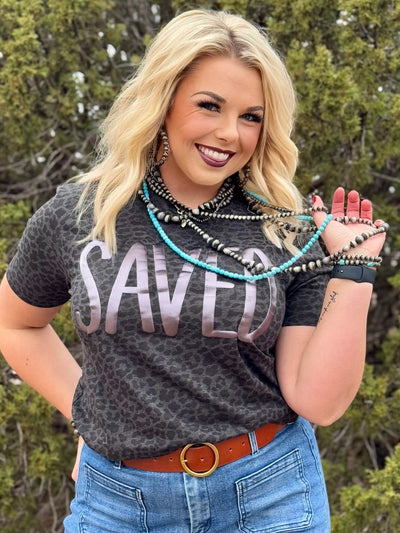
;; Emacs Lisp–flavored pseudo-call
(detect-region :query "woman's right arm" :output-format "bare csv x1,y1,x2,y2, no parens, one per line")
0,275,82,420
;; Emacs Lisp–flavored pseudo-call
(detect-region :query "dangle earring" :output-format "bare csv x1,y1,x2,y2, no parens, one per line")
238,163,251,188
155,128,170,168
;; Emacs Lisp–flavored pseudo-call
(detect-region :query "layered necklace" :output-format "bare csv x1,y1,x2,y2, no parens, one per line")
138,167,384,282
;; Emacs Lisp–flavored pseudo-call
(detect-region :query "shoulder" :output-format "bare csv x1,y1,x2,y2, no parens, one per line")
46,181,85,212
31,182,86,230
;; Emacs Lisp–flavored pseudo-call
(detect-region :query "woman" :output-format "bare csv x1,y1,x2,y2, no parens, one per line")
0,9,387,532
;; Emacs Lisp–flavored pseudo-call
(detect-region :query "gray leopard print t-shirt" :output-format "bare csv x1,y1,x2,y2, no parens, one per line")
7,182,329,460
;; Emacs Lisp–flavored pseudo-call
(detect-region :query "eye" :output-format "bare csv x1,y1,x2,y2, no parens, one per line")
197,100,220,112
241,112,263,123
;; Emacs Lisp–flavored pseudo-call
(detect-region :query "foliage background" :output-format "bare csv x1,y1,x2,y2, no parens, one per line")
0,0,399,531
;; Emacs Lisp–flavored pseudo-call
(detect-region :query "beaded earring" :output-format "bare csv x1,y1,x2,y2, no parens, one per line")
155,128,170,168
238,163,251,188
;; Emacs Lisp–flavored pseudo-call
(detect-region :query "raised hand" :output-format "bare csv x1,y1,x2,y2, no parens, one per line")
312,187,387,262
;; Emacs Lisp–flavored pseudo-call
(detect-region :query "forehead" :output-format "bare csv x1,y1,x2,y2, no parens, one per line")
178,55,264,104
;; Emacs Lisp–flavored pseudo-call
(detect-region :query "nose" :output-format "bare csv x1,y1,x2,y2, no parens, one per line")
215,115,239,144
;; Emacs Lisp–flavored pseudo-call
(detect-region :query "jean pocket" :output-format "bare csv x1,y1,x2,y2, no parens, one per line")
79,463,148,533
236,448,312,533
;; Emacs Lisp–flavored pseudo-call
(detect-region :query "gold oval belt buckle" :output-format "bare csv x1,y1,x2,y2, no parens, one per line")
179,442,220,477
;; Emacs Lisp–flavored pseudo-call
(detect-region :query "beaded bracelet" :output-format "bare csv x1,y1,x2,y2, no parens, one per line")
70,419,80,437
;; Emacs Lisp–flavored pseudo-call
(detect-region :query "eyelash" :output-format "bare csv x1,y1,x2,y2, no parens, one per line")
242,113,263,124
198,100,220,112
197,100,263,123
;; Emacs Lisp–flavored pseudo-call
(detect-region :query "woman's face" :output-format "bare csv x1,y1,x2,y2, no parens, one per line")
161,55,264,207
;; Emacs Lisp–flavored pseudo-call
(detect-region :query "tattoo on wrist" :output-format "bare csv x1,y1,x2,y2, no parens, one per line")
319,290,338,322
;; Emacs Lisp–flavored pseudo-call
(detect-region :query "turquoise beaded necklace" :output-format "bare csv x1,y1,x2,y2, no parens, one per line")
141,180,333,282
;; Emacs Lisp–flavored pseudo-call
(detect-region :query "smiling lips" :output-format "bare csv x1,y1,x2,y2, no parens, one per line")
196,144,234,167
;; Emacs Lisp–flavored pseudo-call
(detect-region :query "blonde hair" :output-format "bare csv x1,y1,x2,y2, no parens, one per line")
77,9,302,253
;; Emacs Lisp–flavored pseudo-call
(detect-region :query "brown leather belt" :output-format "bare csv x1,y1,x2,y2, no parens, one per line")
122,423,286,477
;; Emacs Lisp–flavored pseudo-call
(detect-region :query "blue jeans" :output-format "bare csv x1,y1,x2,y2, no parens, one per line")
64,417,330,532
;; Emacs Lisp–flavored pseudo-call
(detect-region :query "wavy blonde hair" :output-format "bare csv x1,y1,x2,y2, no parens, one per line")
77,9,302,253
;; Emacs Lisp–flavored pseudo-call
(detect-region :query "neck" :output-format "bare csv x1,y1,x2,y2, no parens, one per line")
159,169,226,209
145,167,236,215
162,180,222,209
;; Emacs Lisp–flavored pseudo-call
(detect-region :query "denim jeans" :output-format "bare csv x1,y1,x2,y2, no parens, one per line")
63,417,330,532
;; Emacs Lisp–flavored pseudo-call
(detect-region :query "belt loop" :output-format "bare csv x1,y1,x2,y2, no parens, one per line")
113,460,122,470
248,431,259,455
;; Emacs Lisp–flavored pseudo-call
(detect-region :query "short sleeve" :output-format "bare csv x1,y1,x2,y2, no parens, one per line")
282,237,331,327
283,270,330,327
6,185,77,307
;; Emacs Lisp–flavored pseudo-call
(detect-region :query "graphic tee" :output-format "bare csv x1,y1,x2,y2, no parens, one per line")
7,182,329,460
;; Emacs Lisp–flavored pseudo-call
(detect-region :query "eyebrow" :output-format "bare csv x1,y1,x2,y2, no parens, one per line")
192,91,225,102
192,91,264,113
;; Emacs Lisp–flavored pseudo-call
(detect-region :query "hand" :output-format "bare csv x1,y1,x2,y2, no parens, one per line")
71,435,84,482
312,187,387,260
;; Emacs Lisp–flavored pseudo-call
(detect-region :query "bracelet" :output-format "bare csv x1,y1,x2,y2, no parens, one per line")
331,265,376,284
70,419,80,437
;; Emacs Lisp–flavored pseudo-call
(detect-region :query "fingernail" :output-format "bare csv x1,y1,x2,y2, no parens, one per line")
313,195,317,202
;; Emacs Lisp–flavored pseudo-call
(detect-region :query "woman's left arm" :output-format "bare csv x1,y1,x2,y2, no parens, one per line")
275,187,387,426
